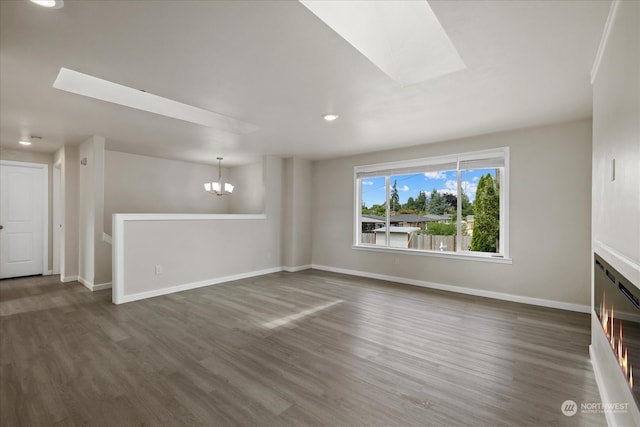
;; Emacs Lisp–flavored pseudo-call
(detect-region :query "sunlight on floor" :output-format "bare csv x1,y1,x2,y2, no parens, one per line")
262,299,343,329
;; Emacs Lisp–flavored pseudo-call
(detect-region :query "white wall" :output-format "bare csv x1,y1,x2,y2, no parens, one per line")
282,157,312,270
78,138,96,286
104,150,229,234
229,161,264,214
0,148,54,271
590,1,640,426
53,145,79,282
93,140,111,286
77,136,112,288
592,1,640,282
311,119,592,308
112,156,283,303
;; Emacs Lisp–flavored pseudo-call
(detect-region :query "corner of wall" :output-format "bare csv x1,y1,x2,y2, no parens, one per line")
281,157,313,270
62,144,79,279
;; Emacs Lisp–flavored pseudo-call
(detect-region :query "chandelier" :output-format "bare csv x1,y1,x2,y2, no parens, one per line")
204,157,234,196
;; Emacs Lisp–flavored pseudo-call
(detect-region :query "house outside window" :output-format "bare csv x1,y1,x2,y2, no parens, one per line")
354,148,509,261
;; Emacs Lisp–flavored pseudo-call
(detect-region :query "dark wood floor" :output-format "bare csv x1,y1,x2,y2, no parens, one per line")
1,270,605,426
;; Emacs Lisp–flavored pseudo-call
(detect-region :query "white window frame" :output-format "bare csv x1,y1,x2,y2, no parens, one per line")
353,147,511,263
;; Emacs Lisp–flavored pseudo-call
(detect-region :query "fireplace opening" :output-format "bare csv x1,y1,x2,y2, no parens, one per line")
594,253,640,406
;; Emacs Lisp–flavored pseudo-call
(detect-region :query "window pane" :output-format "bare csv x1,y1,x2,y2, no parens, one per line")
461,167,501,253
419,169,457,252
354,148,508,259
360,176,386,246
389,170,456,251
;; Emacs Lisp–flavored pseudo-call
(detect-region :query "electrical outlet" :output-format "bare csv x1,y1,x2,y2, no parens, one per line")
155,264,163,275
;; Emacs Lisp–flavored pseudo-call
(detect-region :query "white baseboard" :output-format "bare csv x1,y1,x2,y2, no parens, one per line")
114,267,283,304
78,276,112,291
61,275,78,283
311,264,590,313
78,276,92,291
93,282,112,291
111,263,589,313
282,264,312,273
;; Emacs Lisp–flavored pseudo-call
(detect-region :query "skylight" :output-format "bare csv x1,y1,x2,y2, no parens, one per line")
53,68,258,134
299,0,466,86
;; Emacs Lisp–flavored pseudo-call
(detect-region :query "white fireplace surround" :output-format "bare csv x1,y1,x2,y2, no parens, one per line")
591,245,640,426
590,0,640,425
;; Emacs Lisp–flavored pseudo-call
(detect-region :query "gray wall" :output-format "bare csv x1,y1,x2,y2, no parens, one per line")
229,161,264,214
104,150,229,234
115,156,283,302
311,119,592,307
282,157,313,269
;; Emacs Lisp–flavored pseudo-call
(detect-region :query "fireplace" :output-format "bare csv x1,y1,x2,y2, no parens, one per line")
594,253,640,407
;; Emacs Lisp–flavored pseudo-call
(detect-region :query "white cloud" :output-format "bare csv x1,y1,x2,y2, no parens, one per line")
434,180,457,194
461,181,478,200
362,180,374,186
472,176,480,182
434,180,479,200
400,185,409,192
424,171,446,180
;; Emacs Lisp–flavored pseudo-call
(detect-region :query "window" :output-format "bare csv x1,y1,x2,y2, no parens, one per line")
355,148,509,260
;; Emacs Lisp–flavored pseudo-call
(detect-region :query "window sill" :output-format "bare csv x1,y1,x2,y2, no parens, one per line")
351,244,513,264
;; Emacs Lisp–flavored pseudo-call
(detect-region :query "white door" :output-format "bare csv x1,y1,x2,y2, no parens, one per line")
0,162,47,279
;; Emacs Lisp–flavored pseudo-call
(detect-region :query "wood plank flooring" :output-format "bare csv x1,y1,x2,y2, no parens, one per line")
1,271,606,426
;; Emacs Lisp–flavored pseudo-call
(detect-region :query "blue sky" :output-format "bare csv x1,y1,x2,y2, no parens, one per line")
361,168,496,208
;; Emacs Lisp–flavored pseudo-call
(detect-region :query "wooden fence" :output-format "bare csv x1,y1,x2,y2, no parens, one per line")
361,233,376,244
361,233,472,252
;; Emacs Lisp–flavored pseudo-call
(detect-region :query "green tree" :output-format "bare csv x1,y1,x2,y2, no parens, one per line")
361,202,386,217
390,180,400,213
371,204,386,217
416,191,427,214
471,174,500,252
426,189,447,215
461,191,473,217
442,193,456,212
403,196,415,211
424,222,457,236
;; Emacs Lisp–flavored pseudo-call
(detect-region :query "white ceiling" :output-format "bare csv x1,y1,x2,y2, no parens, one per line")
0,0,610,166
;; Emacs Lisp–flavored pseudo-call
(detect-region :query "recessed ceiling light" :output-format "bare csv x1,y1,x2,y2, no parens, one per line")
19,140,32,146
322,114,339,122
53,68,258,134
30,0,64,9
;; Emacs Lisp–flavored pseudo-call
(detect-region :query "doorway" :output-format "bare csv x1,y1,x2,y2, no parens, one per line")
0,160,48,279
